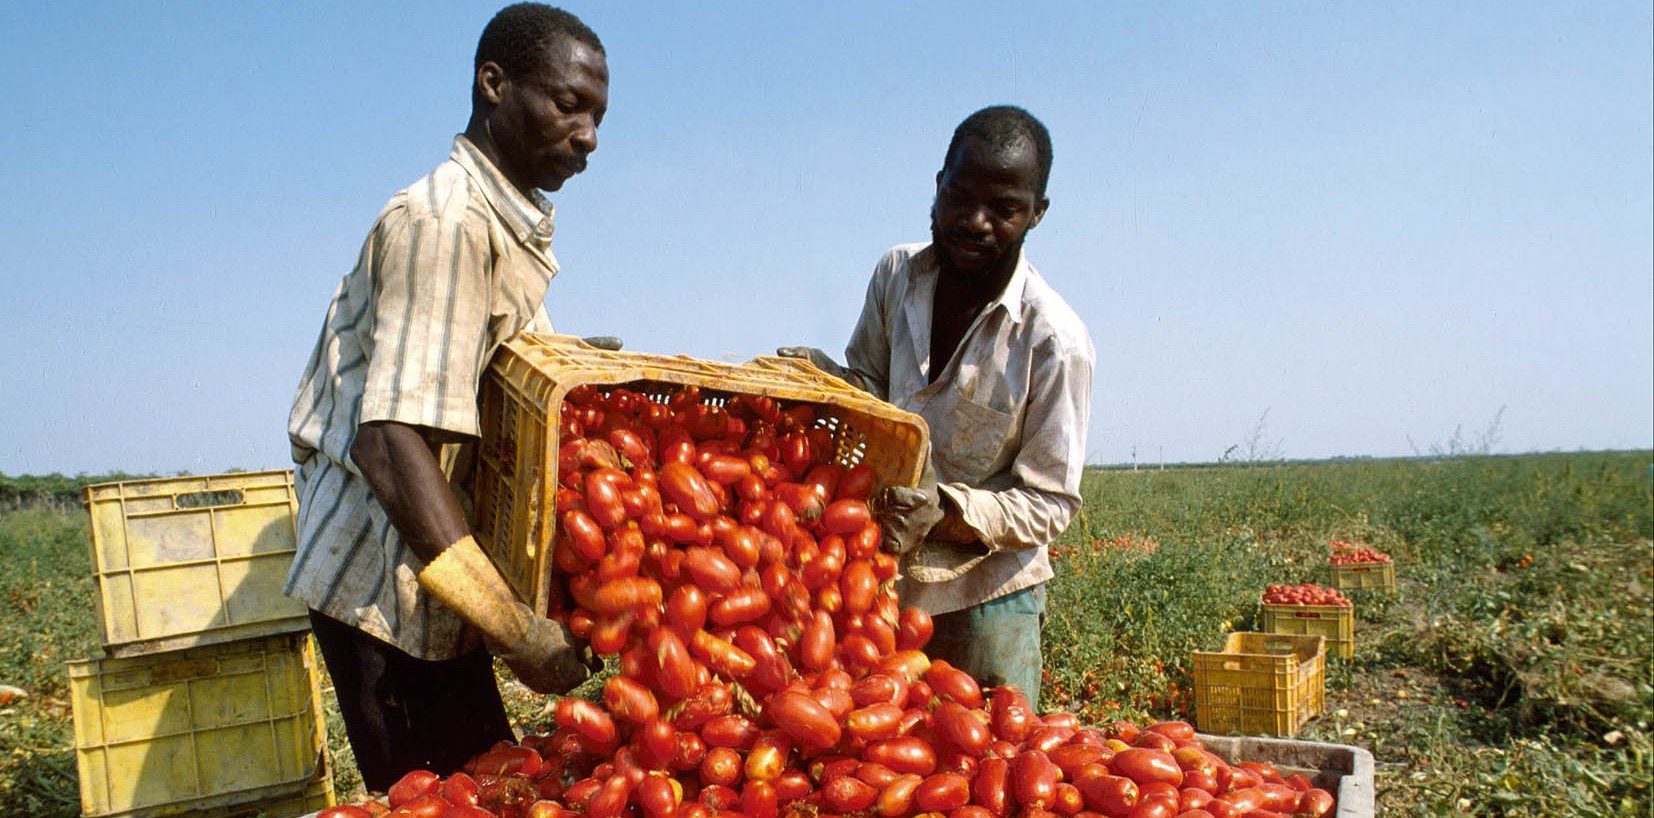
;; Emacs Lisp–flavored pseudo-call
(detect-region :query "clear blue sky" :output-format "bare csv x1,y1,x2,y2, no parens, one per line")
2,2,1649,475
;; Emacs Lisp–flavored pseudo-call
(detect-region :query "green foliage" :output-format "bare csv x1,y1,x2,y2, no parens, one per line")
1046,451,1653,816
0,510,100,817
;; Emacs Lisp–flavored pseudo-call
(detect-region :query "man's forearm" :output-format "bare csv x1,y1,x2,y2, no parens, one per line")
350,421,471,563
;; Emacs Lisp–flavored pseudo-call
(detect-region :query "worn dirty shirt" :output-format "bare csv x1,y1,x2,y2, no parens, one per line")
285,135,556,660
844,243,1094,616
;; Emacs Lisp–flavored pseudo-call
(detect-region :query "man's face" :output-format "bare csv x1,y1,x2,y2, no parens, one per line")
930,138,1048,283
488,37,609,193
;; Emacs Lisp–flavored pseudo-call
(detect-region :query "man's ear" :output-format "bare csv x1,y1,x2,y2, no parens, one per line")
1027,196,1051,231
476,61,508,106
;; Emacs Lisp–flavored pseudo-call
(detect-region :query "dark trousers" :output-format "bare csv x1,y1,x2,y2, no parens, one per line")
924,583,1047,710
308,610,515,792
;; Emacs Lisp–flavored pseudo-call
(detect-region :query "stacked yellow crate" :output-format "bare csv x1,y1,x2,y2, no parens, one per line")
70,471,333,818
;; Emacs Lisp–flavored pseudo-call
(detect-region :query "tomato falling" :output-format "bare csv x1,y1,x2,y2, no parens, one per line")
349,384,1338,818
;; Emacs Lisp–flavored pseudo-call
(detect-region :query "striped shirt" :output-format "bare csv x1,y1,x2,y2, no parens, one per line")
845,243,1095,616
285,136,556,660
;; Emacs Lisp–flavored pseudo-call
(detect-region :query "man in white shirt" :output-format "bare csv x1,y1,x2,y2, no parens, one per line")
782,106,1094,706
286,3,609,789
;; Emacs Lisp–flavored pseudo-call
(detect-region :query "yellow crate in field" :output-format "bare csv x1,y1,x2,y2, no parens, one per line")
1193,632,1326,737
82,470,309,657
1329,559,1396,593
473,334,930,615
1261,602,1355,659
68,633,327,818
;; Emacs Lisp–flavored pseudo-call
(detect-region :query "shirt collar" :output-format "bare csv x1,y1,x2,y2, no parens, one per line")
449,135,557,251
917,244,1033,327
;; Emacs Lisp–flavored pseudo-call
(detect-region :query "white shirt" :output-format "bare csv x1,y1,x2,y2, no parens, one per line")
845,243,1094,616
285,136,555,659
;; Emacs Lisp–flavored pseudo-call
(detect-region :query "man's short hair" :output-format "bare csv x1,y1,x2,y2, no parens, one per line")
943,106,1054,199
475,3,603,92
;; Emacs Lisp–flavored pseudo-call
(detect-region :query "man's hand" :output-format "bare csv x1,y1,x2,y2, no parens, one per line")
877,483,945,555
497,616,592,694
776,347,867,392
417,536,590,694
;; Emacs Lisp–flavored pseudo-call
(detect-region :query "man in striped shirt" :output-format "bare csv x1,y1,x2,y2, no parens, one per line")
285,3,608,790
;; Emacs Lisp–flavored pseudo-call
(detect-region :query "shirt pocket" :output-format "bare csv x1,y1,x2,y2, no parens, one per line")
934,397,1016,481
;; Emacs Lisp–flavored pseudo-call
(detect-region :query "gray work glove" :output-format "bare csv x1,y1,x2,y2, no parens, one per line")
582,336,625,351
776,347,868,392
875,463,944,555
498,616,594,694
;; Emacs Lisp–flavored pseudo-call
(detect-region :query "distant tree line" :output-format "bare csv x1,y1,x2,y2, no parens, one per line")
0,473,154,512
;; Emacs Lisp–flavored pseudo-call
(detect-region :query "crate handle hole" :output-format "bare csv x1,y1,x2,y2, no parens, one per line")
175,489,246,509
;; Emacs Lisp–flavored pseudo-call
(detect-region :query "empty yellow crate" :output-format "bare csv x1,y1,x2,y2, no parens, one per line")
1193,632,1326,737
83,470,310,657
1261,602,1355,659
69,632,327,818
1329,560,1396,593
198,772,334,818
474,334,930,615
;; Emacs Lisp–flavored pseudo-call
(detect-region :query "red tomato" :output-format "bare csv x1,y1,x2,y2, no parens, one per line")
836,463,877,500
690,629,757,678
745,732,792,782
914,772,972,813
845,702,904,743
711,587,773,626
556,698,619,748
701,747,744,788
822,776,879,812
593,576,663,614
864,736,939,776
1077,773,1138,816
972,756,1010,816
637,775,679,818
933,700,991,757
1012,750,1061,810
763,690,842,752
683,547,742,593
742,780,780,818
1108,748,1183,788
386,770,440,808
317,808,374,818
822,499,872,534
562,509,607,562
702,715,761,750
897,607,935,651
387,793,449,818
661,462,722,519
876,773,923,818
1297,788,1336,818
638,717,679,769
840,559,878,614
925,660,985,709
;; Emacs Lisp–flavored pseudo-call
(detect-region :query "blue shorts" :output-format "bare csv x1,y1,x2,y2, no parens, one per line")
923,584,1046,709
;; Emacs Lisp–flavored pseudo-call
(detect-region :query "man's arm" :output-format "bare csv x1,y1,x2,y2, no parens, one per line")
937,336,1094,552
350,421,468,564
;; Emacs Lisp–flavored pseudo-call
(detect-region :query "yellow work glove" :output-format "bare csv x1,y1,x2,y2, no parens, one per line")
417,536,589,693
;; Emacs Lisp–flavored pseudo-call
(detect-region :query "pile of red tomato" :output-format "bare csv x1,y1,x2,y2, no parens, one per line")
1260,584,1351,608
1326,543,1390,566
321,385,1338,818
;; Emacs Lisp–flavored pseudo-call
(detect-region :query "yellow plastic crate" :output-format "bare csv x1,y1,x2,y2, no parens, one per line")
69,633,328,818
1329,560,1396,593
1193,632,1326,737
474,334,931,615
83,470,310,657
200,772,334,818
1261,602,1355,659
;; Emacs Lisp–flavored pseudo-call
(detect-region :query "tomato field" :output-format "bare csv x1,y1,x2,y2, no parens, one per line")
0,452,1648,817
